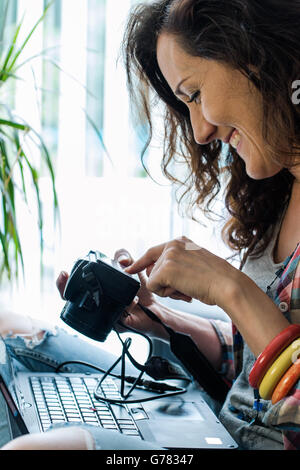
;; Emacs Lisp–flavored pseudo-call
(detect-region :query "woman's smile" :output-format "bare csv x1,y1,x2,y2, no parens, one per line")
229,129,242,151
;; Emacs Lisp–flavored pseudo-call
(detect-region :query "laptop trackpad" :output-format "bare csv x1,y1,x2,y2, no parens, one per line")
129,401,235,449
129,401,210,448
138,400,204,420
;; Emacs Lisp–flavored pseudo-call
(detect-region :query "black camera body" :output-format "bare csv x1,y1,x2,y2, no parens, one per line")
60,250,140,342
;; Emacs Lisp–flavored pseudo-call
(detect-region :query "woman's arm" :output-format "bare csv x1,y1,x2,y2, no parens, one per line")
223,272,289,358
149,300,224,371
126,236,290,359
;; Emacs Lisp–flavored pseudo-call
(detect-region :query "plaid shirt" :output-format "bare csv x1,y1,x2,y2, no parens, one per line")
213,242,300,450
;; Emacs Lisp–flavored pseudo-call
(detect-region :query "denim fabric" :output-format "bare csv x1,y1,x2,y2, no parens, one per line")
0,394,12,447
4,326,138,375
1,326,163,449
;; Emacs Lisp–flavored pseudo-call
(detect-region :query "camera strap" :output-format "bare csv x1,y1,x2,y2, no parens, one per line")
137,303,230,403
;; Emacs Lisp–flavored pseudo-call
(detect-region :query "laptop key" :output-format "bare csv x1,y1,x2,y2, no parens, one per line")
121,429,140,436
84,418,98,423
103,424,118,429
110,405,132,420
40,416,50,422
40,421,51,426
42,424,51,431
119,424,137,429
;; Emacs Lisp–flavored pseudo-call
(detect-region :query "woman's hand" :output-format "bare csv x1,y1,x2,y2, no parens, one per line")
125,236,240,310
125,237,293,358
112,248,163,336
56,249,187,339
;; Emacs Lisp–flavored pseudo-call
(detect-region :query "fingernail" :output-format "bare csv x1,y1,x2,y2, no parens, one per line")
57,272,67,284
118,255,129,262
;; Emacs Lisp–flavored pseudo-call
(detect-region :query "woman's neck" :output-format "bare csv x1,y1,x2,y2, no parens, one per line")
289,163,300,185
272,177,300,263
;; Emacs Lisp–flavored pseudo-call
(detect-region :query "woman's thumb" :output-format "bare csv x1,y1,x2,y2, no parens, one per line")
114,249,133,267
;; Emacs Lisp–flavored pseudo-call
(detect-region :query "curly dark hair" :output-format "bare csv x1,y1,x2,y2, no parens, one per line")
122,0,300,268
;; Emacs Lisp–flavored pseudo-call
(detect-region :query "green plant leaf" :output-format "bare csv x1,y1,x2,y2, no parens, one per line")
0,16,24,81
0,229,11,278
5,1,55,76
0,176,24,278
0,1,58,280
0,118,30,131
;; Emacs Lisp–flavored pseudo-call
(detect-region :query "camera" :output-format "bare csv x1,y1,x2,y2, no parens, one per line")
60,250,140,341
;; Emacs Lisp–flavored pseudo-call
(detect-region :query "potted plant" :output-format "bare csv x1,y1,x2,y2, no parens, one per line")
0,1,58,281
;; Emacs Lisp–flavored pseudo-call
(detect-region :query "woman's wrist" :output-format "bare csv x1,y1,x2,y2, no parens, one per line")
147,299,223,370
222,273,290,357
143,300,170,341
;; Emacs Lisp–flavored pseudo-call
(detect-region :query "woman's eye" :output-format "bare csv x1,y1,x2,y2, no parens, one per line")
187,91,201,104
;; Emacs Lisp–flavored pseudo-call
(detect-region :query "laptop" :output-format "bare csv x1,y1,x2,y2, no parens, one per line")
0,334,237,449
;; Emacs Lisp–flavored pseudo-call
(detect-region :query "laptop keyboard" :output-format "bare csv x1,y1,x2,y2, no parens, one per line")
30,376,141,438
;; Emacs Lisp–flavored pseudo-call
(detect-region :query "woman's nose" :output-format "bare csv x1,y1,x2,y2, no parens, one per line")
190,109,217,145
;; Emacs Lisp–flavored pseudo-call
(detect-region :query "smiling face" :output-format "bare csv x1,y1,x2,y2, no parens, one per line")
156,33,284,180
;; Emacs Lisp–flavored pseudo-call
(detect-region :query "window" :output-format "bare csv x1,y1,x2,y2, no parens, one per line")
1,1,173,337
0,1,231,357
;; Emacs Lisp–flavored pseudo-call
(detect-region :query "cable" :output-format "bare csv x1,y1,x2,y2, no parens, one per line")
137,302,230,403
55,325,188,405
55,358,186,402
115,317,154,372
93,385,187,405
93,317,152,401
93,318,187,404
94,334,146,401
55,360,117,376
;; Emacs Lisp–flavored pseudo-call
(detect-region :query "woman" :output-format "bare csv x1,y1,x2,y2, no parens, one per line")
1,0,300,450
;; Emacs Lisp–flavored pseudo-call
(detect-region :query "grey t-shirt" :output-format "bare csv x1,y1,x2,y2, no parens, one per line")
218,226,287,450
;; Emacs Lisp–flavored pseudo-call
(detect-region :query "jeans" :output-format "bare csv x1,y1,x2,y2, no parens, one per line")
1,325,163,450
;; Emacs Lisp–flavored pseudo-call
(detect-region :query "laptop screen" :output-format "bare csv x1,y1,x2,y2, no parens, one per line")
0,335,29,436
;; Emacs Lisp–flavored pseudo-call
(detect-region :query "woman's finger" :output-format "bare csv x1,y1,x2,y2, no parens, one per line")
114,249,133,266
114,249,146,284
125,295,139,314
146,263,155,277
56,271,69,299
169,292,193,302
125,243,166,275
